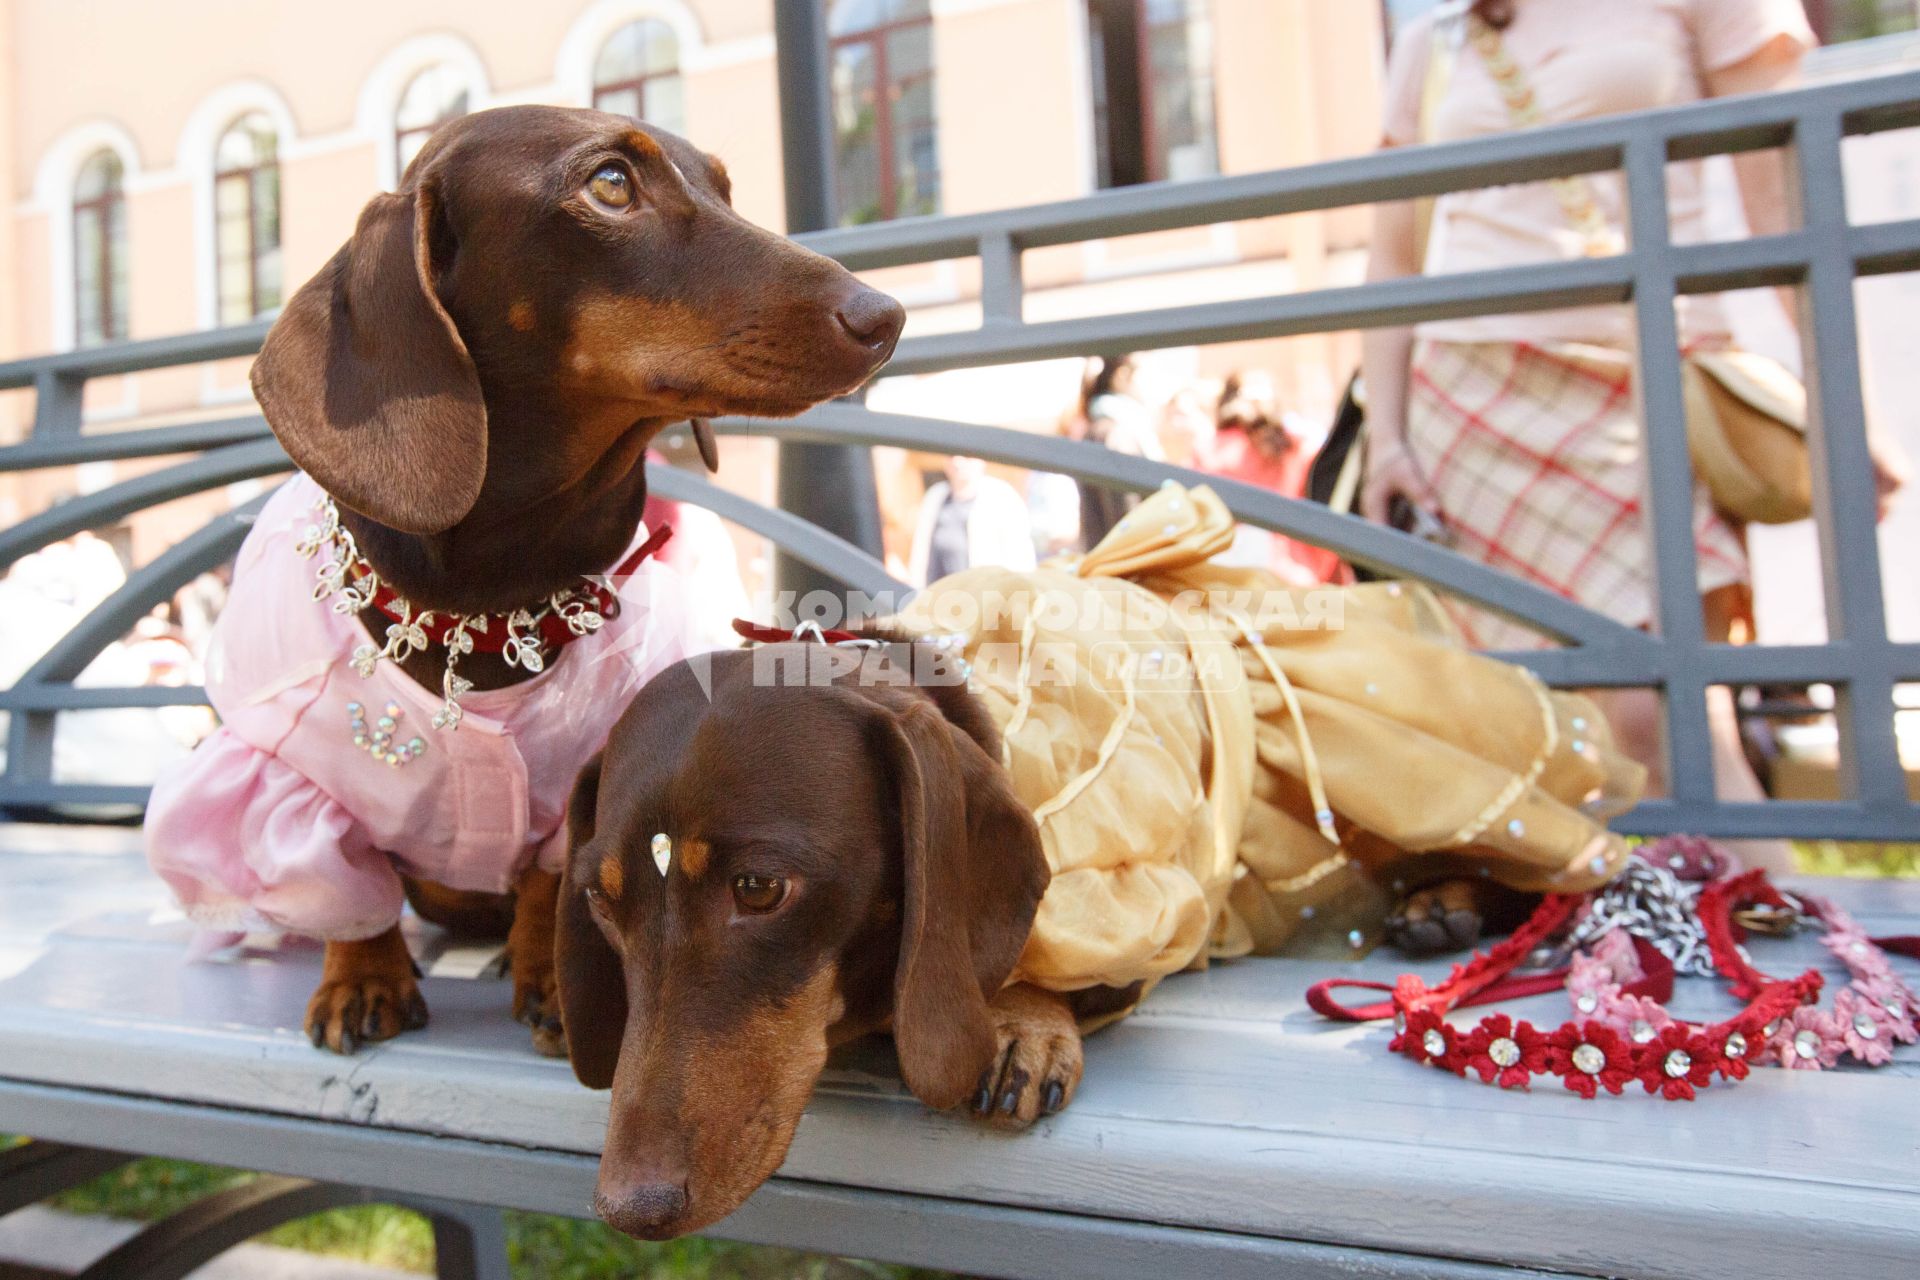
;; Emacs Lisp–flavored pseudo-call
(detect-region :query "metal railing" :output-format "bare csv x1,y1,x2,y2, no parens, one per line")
3,70,1918,839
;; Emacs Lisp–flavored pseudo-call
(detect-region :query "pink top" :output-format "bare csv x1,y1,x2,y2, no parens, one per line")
1382,0,1814,347
145,475,695,942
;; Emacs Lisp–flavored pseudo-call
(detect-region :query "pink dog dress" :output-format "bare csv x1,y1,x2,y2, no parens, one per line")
145,475,695,941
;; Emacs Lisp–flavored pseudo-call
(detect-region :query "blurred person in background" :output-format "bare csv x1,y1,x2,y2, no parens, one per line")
1202,372,1343,584
1076,354,1162,545
1356,0,1909,872
1158,386,1217,468
908,454,1036,587
1027,409,1086,560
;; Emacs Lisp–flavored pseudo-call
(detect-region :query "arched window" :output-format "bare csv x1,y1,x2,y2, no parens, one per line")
214,114,282,325
593,19,684,133
1087,0,1219,188
395,63,471,176
829,0,939,225
73,149,128,346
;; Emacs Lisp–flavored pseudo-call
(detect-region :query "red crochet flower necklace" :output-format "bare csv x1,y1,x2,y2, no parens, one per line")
1309,840,1920,1100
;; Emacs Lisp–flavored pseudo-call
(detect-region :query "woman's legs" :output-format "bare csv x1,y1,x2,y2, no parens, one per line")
1591,586,1795,875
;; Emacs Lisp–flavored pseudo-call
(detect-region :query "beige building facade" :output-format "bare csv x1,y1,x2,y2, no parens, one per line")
1,0,1387,583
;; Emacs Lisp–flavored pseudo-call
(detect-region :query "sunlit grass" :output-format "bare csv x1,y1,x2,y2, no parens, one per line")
1792,840,1920,878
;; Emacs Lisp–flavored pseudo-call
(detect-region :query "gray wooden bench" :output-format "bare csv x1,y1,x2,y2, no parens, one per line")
3,823,1917,1280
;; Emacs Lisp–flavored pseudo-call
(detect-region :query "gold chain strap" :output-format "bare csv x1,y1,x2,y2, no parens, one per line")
1467,17,1623,257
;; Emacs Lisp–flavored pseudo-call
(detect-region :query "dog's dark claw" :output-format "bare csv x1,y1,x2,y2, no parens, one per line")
972,1073,993,1115
309,1020,325,1049
339,1027,358,1055
1042,1081,1065,1114
406,994,430,1031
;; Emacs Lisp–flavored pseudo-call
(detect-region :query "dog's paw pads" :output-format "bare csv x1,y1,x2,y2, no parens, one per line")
1386,883,1485,957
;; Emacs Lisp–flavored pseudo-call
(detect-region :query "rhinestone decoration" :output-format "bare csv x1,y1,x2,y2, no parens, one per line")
1364,682,1380,696
1347,929,1365,949
1575,993,1598,1014
1506,818,1525,839
1571,716,1588,732
649,833,671,878
1724,1031,1748,1059
1886,999,1907,1020
1488,1037,1521,1068
1853,1012,1880,1040
1663,1049,1692,1079
1630,1019,1656,1044
1571,1043,1605,1075
1422,1029,1447,1058
1393,1011,1407,1035
1793,1029,1821,1060
348,700,425,768
299,495,617,730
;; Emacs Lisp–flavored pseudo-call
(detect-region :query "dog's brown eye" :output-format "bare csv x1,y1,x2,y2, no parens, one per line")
586,165,633,210
732,874,788,915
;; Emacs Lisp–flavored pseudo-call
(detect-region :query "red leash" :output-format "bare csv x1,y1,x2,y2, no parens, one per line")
1307,861,1917,1100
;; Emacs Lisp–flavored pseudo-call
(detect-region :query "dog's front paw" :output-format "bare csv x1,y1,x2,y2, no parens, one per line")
305,971,428,1054
1386,879,1485,957
968,984,1083,1130
306,928,428,1054
512,965,566,1058
507,866,566,1057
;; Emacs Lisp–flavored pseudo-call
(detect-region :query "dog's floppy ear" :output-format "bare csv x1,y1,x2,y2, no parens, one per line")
875,698,1050,1111
250,166,486,534
555,754,629,1089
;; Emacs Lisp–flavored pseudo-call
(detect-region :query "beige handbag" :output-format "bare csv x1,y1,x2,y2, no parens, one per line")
1463,12,1813,524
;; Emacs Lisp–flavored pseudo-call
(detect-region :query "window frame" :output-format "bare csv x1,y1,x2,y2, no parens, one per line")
393,64,471,177
71,150,128,347
830,0,939,224
1087,0,1221,190
591,18,684,125
213,115,282,326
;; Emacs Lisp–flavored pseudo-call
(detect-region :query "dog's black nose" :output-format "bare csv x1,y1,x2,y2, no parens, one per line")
834,286,906,353
595,1182,690,1239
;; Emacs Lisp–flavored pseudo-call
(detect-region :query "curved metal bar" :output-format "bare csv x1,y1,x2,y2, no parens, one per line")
17,492,272,687
0,439,288,573
0,415,272,474
646,462,907,596
71,1175,366,1280
0,1140,133,1216
712,406,1651,652
59,1170,508,1280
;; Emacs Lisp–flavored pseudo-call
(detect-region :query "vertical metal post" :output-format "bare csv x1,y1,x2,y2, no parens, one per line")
33,368,84,438
773,0,886,602
1790,109,1907,815
1622,135,1716,805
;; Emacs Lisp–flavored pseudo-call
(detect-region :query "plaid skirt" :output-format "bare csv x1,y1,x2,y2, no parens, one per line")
1406,340,1747,650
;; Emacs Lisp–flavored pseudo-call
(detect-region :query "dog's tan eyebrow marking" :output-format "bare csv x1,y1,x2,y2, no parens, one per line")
598,854,625,900
508,300,535,332
678,838,711,878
